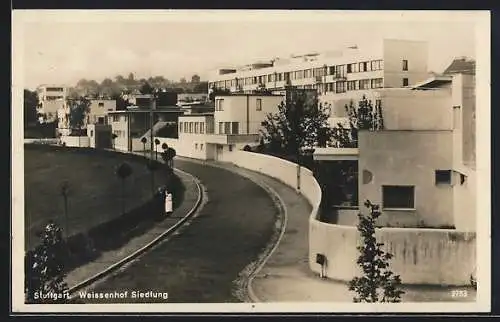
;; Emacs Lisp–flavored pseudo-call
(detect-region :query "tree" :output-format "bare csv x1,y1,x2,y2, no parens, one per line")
193,81,209,93
161,147,176,170
141,137,148,157
348,200,404,303
110,93,130,111
24,89,39,127
25,222,69,303
191,74,201,83
260,88,331,156
140,82,154,95
154,138,160,160
146,160,160,196
331,95,384,148
180,77,187,84
60,181,70,237
68,97,91,147
161,143,168,151
115,162,133,215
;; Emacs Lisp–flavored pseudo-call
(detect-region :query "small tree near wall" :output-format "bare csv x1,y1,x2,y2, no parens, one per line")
348,200,404,303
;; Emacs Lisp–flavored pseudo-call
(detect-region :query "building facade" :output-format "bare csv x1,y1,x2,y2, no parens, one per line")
314,71,476,231
208,39,429,118
37,84,68,123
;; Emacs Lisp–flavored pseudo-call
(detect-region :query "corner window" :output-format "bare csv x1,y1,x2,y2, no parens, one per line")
256,98,262,111
402,60,408,71
382,185,415,209
435,170,452,185
403,78,409,87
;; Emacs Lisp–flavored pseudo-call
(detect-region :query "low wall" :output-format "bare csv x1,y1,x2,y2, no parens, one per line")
24,138,59,145
61,136,90,148
219,150,476,286
155,137,209,160
309,220,476,285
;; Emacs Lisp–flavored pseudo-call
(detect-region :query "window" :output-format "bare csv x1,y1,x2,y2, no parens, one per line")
402,60,408,71
335,81,346,93
200,122,205,134
256,98,262,111
200,144,204,150
370,60,379,71
194,122,199,134
347,80,358,91
195,143,198,150
382,185,415,209
359,62,369,72
403,78,409,87
371,78,383,89
359,79,370,90
184,122,188,133
231,122,239,134
216,99,224,111
347,63,358,73
98,102,104,107
112,115,120,122
189,122,193,133
219,122,224,134
179,122,183,133
328,66,335,75
229,145,233,152
435,170,452,185
90,130,94,137
224,122,231,134
336,65,346,77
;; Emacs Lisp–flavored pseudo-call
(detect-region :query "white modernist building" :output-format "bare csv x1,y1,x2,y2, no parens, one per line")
208,39,430,118
36,84,68,123
156,94,284,161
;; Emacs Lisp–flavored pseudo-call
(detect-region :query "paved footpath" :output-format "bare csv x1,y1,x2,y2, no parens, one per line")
65,168,200,290
190,159,477,303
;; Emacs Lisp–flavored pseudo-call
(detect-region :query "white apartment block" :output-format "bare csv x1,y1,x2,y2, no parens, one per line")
57,99,117,135
208,39,429,117
37,84,68,123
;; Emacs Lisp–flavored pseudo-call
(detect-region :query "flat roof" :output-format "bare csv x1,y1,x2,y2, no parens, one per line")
215,93,284,97
108,109,184,114
179,113,214,117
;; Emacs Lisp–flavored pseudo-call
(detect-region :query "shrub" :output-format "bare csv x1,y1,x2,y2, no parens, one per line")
348,200,404,303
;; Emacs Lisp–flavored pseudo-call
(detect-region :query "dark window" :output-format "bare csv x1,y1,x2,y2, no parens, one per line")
256,98,262,111
460,173,467,185
402,60,408,71
179,122,183,133
98,102,104,107
224,122,231,134
382,185,415,209
403,78,409,87
229,145,233,152
435,170,452,185
231,122,239,134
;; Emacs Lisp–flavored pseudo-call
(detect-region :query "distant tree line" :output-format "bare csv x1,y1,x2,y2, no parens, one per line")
68,73,208,99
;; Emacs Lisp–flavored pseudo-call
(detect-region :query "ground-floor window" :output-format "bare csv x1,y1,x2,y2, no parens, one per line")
382,185,415,209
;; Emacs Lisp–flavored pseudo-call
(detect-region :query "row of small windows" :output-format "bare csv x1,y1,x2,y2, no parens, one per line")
211,60,384,89
179,121,206,134
324,78,384,93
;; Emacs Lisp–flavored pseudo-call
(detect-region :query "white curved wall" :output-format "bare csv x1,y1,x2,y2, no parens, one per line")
61,136,90,148
224,150,476,286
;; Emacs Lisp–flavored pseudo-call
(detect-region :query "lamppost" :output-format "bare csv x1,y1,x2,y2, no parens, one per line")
60,181,70,238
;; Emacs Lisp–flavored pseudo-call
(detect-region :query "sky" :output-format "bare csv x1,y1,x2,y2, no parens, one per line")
14,10,481,90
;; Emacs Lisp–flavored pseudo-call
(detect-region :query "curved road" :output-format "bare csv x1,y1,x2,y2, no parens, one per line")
80,159,278,303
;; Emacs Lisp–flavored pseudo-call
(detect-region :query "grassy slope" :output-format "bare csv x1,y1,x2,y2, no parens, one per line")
24,145,171,250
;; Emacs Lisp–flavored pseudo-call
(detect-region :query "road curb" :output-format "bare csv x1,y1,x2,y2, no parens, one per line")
67,166,204,300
